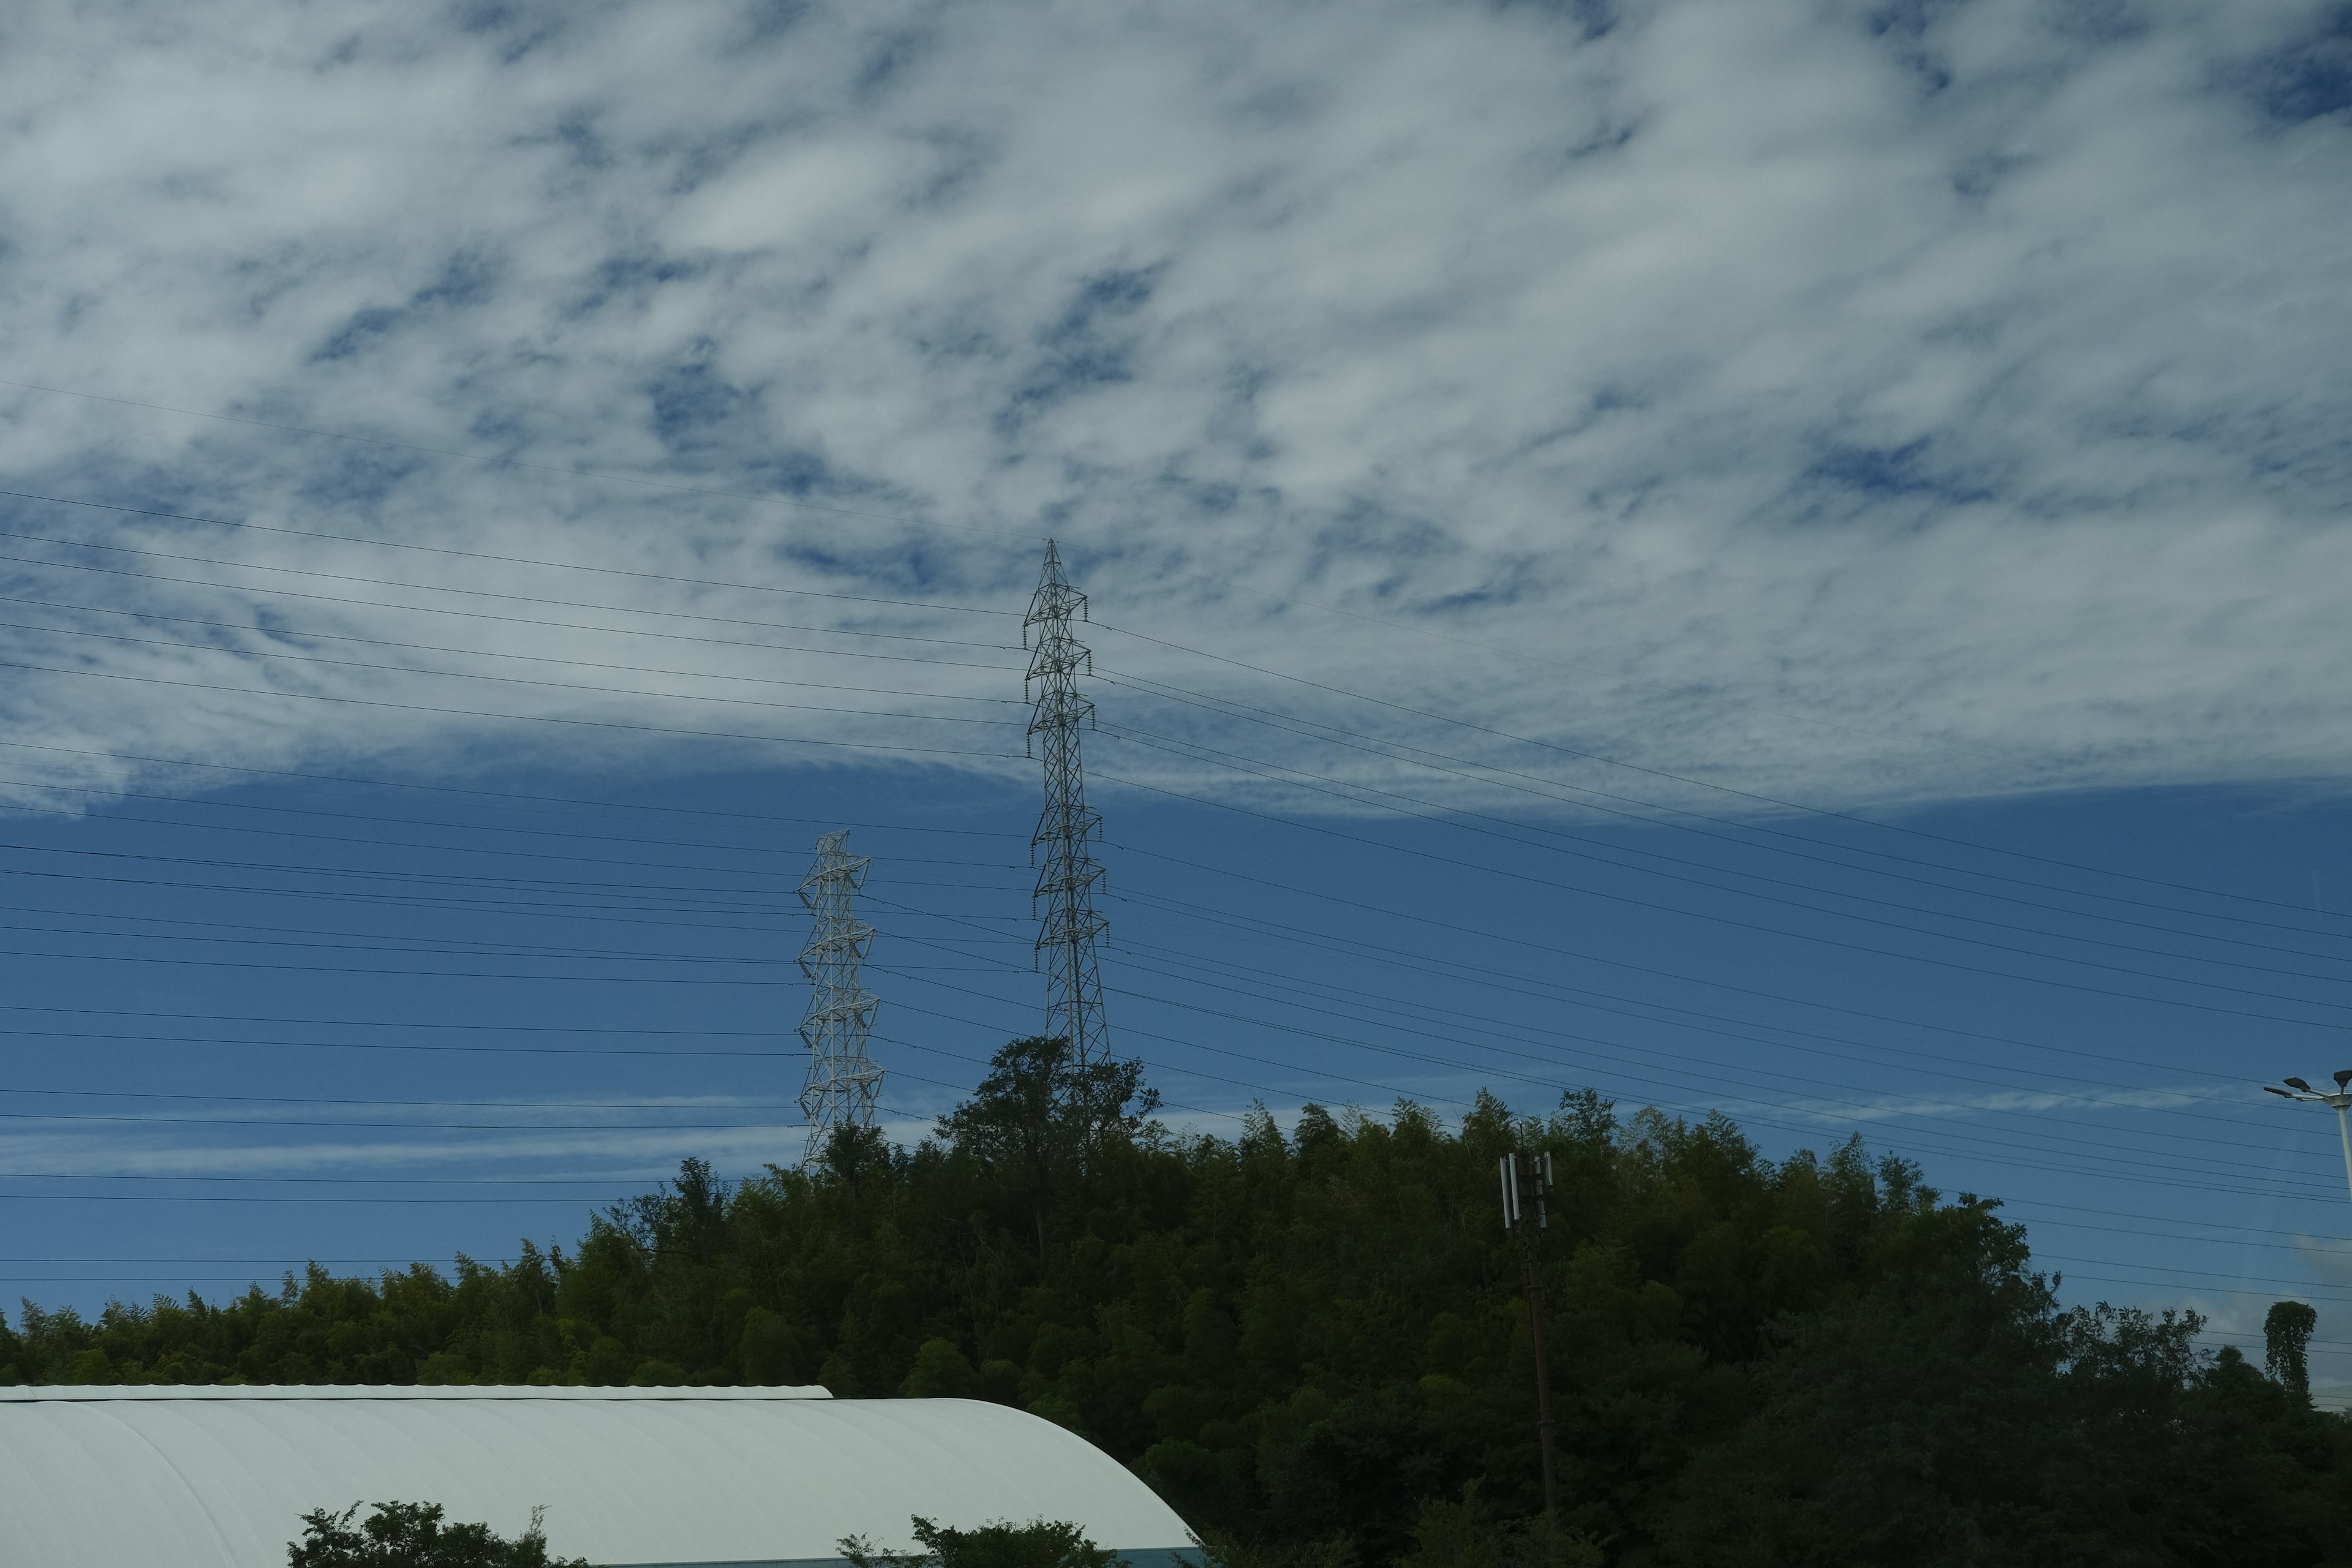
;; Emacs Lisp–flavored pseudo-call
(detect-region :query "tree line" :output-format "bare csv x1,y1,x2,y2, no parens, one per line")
8,1036,2352,1565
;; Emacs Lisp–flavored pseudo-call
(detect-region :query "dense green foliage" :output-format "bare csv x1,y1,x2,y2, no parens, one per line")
842,1514,1120,1568
287,1501,587,1567
9,1035,2352,1564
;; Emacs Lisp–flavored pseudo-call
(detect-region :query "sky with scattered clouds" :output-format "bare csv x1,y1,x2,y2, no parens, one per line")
0,0,2345,812
2,0,2351,1378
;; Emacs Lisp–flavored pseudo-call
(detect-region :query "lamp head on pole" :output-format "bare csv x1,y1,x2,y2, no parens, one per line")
2269,1076,2352,1110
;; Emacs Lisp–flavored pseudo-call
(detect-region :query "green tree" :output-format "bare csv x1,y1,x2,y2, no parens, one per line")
287,1502,587,1567
2266,1299,2318,1398
11,1065,2351,1567
935,1035,1158,1263
842,1515,1121,1568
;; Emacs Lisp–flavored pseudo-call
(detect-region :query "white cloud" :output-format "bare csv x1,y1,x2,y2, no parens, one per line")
0,0,2340,813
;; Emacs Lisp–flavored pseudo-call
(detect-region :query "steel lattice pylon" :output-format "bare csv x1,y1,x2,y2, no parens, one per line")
796,829,883,1160
1025,540,1110,1066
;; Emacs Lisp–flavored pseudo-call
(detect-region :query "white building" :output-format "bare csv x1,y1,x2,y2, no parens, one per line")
0,1385,1198,1568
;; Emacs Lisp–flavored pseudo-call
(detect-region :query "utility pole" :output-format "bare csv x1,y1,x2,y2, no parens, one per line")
2264,1070,2352,1203
1500,1149,1559,1525
796,830,882,1163
1024,540,1110,1067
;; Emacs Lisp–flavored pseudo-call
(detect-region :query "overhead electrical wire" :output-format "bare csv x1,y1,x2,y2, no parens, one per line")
0,545,1018,658
1,375,2326,922
18,893,2323,1204
0,737,1025,834
1099,667,2352,951
851,922,2348,1197
1092,764,2352,1031
0,624,1016,726
0,811,982,880
1099,933,2282,1155
2,1086,840,1112
0,650,1021,760
0,835,1017,906
0,592,1019,698
0,375,2113,788
1091,845,2247,1082
10,513,2323,967
1096,884,2260,1120
1,582,2333,1028
0,486,1023,612
0,525,1006,647
1085,879,2342,1165
0,1112,816,1131
871,885,2335,1191
1098,726,2352,1008
4,499,2329,984
0,786,1022,884
1095,946,2316,1193
0,449,2333,1317
1092,619,2352,923
865,962,2352,1205
0,691,2295,1204
12,467,2294,962
0,380,1037,542
8,570,2325,1035
843,905,2347,1202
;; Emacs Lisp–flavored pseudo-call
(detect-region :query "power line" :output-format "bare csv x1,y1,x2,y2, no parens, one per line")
0,379,1035,541
1093,764,2352,1030
1099,666,2352,950
0,781,1022,883
0,1112,808,1131
0,617,1019,726
1102,720,2352,990
852,908,2320,1167
856,900,2345,1195
0,525,1009,647
0,1087,820,1111
0,374,2110,788
0,737,1025,835
0,591,1019,698
1092,618,2352,922
4,761,2314,1189
0,485,1023,611
0,652,1020,761
870,961,2352,1203
0,545,1017,656
7,379,2326,933
0,834,1018,907
1099,937,2285,1159
4,568,2332,1002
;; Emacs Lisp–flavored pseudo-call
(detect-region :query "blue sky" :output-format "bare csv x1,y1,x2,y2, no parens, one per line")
1,0,2350,1384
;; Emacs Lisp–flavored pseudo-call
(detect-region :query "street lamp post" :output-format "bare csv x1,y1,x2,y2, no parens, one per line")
2264,1071,2352,1204
1500,1150,1559,1527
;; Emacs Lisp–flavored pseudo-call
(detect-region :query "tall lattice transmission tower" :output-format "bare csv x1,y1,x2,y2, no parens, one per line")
1025,540,1110,1067
796,830,883,1159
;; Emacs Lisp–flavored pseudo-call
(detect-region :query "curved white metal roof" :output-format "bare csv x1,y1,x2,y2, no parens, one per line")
0,1387,1196,1568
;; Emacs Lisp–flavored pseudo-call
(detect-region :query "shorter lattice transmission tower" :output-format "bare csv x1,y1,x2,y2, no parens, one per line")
1026,540,1111,1066
796,830,883,1160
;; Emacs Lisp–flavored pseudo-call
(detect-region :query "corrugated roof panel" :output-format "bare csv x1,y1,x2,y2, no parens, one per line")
0,1389,1196,1568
